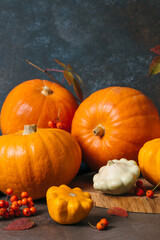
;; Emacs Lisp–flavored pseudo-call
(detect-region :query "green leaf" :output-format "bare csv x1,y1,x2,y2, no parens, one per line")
148,56,160,77
54,59,66,69
72,78,83,102
63,70,74,85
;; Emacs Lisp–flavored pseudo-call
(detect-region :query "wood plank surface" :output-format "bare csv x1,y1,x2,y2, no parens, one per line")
70,172,160,213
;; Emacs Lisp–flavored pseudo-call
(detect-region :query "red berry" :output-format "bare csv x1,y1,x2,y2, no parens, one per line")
135,187,145,196
11,201,20,211
14,208,21,217
0,207,7,216
146,190,154,198
6,188,13,195
48,120,56,128
21,192,29,198
9,208,15,217
140,185,146,191
136,180,144,188
100,218,109,228
10,195,18,202
56,122,64,129
18,200,22,207
3,210,10,219
22,198,28,205
30,206,37,215
27,201,34,208
27,197,33,203
23,208,31,217
11,202,19,211
96,222,105,230
12,200,19,206
4,201,9,208
0,200,6,208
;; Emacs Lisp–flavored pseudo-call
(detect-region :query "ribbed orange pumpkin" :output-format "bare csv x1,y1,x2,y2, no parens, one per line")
0,125,81,199
71,86,160,171
0,79,78,134
138,139,160,186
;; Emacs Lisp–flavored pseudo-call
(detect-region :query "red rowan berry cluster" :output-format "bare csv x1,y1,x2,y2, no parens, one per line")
88,218,109,231
48,120,65,130
134,180,146,196
48,108,66,130
0,188,36,219
135,180,160,198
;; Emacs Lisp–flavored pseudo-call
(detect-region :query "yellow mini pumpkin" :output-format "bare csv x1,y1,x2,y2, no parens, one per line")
46,184,93,224
138,138,160,186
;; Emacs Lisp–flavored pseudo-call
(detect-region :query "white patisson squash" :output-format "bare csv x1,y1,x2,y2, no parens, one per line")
93,158,140,195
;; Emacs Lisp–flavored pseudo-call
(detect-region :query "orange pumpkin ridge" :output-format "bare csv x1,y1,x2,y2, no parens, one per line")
138,138,160,186
0,125,82,199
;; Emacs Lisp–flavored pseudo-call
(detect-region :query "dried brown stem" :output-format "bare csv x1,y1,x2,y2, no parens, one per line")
26,60,81,103
26,60,59,84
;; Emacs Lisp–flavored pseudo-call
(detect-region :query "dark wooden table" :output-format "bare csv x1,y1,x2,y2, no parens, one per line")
0,196,160,240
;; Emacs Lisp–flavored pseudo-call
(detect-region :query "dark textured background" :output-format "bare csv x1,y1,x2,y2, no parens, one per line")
0,0,160,112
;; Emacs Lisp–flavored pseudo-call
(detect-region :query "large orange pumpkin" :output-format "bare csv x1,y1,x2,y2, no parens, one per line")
0,79,78,134
0,125,82,199
71,86,160,171
138,138,160,186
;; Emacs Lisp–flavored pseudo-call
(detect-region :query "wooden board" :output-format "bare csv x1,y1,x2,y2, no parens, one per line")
69,172,160,213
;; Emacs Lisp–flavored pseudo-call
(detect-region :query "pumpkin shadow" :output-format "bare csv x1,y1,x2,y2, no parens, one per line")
33,198,48,216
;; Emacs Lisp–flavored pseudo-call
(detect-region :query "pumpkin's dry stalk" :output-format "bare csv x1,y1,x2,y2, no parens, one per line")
26,60,58,83
23,124,37,135
41,86,53,96
93,124,105,137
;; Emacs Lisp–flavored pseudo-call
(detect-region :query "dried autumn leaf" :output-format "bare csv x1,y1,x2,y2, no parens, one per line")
63,70,74,85
54,59,66,69
107,207,128,217
73,72,86,89
72,78,83,102
67,64,73,71
150,45,160,55
3,218,35,231
148,56,160,77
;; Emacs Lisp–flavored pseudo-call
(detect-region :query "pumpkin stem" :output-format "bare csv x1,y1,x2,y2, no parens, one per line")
93,124,105,137
41,86,53,96
107,160,114,166
23,124,37,135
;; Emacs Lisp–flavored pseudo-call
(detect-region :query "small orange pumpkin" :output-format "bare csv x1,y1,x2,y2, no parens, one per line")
71,86,160,171
138,138,160,186
0,125,81,199
0,79,78,134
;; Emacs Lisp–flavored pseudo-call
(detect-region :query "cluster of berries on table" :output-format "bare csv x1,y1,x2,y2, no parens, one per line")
135,180,160,198
135,180,146,196
88,218,109,231
0,188,36,219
